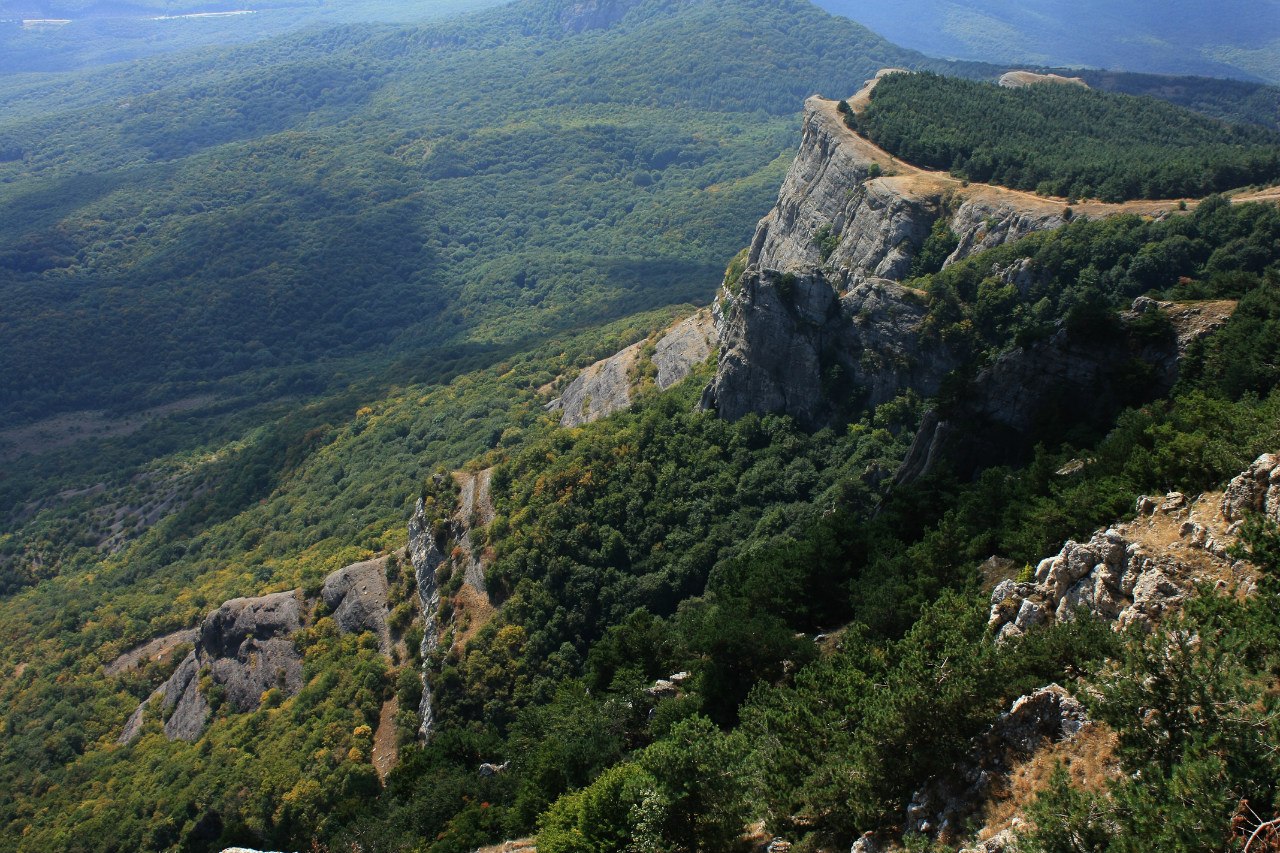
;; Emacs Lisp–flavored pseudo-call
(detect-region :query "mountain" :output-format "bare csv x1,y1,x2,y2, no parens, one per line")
0,0,509,73
813,0,1280,84
1,0,1279,851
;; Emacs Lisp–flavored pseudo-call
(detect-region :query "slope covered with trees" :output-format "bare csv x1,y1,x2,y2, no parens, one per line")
3,1,1280,851
854,72,1280,201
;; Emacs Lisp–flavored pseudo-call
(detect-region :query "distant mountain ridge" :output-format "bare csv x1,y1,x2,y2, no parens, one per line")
814,0,1280,84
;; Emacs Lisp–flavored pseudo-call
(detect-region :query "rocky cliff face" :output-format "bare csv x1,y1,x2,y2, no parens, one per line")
746,96,1068,282
323,558,392,654
120,559,400,744
989,453,1277,642
896,297,1236,483
153,591,305,742
703,95,1071,426
408,496,446,739
702,270,957,428
548,309,717,427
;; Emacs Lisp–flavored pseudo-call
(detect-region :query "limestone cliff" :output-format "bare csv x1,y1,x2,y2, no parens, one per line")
746,95,1070,281
703,270,957,428
990,452,1277,641
548,309,717,427
119,558,400,744
896,297,1236,483
704,80,1194,429
406,467,502,740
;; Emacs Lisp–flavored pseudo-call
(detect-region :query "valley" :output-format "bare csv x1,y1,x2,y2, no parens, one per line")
0,1,1279,852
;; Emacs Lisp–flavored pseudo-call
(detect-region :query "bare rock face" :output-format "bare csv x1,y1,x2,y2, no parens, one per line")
157,591,305,742
945,198,1066,267
323,558,391,653
551,342,642,428
408,496,445,739
896,297,1232,483
702,270,957,428
558,0,638,32
123,558,397,743
1222,453,1280,524
548,310,718,427
990,469,1265,641
703,96,1069,428
653,309,716,390
747,96,1066,284
162,650,209,742
453,469,495,594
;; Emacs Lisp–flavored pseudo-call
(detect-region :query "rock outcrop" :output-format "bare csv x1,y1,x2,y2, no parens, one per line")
702,270,957,427
551,341,642,428
1221,452,1280,524
654,310,717,390
989,455,1275,642
155,591,305,741
998,71,1088,89
322,558,391,653
701,78,1209,433
558,0,638,32
896,297,1235,483
549,309,717,427
746,94,1069,283
121,555,403,744
903,685,1088,840
408,495,446,739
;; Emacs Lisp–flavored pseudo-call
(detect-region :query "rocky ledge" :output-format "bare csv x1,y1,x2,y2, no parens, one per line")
120,556,399,744
989,452,1277,641
548,308,716,427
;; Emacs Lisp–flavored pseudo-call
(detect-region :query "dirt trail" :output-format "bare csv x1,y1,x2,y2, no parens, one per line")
833,71,1279,216
371,695,400,783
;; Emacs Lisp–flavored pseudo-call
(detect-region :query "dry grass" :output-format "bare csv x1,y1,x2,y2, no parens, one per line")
475,839,536,853
451,582,497,652
979,721,1121,841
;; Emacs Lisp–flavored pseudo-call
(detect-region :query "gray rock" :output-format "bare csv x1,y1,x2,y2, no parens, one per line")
549,310,718,427
558,0,637,32
323,558,391,653
1222,453,1280,522
962,829,1020,853
1014,599,1046,631
850,833,880,853
653,310,717,391
408,497,445,740
703,270,956,428
162,649,208,742
746,99,1065,280
552,341,641,428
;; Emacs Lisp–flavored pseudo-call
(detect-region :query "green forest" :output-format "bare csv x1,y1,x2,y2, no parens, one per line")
3,0,1280,851
854,71,1280,201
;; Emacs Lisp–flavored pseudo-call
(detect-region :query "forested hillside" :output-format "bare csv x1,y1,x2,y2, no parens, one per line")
853,72,1280,201
0,0,954,432
3,0,1280,851
0,0,509,73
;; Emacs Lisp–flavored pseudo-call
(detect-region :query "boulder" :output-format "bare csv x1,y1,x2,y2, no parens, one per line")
322,558,391,652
